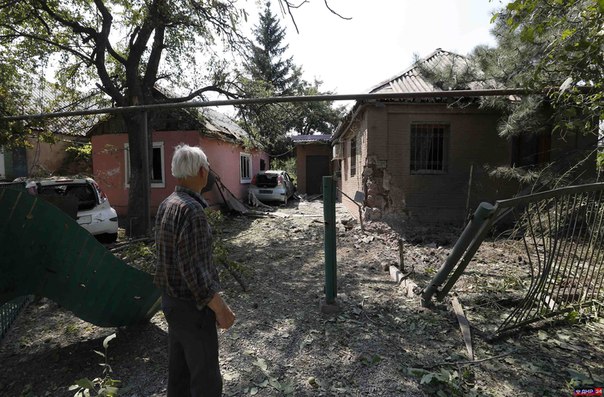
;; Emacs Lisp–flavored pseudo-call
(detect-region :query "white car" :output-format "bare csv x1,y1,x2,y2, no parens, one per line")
248,170,296,205
24,177,119,243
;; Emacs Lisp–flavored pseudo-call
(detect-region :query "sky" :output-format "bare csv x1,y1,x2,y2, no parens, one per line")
249,0,505,95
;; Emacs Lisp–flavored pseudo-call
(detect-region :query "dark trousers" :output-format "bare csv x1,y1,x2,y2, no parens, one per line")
162,294,222,397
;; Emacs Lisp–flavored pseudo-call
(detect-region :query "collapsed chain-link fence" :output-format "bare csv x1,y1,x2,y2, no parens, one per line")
422,183,604,339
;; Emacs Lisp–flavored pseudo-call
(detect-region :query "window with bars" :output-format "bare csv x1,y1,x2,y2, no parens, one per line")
410,123,449,174
240,153,252,183
350,137,357,177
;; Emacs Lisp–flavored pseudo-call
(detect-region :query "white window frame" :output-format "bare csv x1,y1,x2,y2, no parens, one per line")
124,142,166,188
240,152,252,184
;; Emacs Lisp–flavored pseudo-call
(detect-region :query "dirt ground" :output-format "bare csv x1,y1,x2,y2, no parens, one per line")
1,197,603,397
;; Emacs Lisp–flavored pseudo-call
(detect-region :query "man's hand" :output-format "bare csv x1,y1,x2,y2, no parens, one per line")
208,293,236,329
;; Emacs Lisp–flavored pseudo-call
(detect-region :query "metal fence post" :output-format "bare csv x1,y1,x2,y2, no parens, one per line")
323,176,337,305
421,202,496,304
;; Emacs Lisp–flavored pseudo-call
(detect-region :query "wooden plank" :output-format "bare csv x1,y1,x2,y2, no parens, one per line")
451,296,474,360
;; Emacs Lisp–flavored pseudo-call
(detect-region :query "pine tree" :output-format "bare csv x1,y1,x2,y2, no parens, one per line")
418,1,602,185
238,1,344,156
247,2,300,95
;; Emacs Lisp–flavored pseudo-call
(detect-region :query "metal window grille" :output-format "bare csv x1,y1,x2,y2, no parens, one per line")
410,124,448,173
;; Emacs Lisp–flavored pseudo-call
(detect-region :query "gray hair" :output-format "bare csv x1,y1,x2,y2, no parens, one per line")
171,144,210,178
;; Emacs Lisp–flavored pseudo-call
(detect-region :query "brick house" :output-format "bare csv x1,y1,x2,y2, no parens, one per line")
90,107,268,216
332,49,597,224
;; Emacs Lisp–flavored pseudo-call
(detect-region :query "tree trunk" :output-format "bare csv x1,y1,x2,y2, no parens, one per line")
123,112,152,238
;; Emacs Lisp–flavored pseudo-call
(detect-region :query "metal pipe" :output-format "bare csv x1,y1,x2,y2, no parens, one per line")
141,111,151,235
323,176,337,304
421,202,496,304
336,187,364,231
2,88,538,122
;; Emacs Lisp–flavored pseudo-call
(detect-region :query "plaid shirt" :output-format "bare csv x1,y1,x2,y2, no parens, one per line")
154,186,221,307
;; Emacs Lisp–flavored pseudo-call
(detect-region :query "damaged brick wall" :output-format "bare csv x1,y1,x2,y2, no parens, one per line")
362,156,394,221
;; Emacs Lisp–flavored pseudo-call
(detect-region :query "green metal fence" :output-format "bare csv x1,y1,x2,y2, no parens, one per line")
0,185,161,327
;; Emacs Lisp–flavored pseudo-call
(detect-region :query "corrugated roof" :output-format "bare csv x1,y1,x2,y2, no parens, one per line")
24,82,105,137
368,48,485,94
195,107,252,144
291,134,331,144
332,48,492,141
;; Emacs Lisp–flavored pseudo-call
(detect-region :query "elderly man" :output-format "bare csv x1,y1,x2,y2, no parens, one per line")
154,143,235,397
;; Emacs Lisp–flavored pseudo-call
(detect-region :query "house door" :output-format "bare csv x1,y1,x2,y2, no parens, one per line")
306,155,330,195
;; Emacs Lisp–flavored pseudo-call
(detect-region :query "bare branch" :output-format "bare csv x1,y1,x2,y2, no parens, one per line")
277,0,351,34
323,0,351,20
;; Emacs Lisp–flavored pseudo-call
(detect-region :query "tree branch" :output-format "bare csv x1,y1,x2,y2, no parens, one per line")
169,85,240,103
89,0,124,104
323,0,351,20
36,0,97,42
0,30,93,64
143,25,165,89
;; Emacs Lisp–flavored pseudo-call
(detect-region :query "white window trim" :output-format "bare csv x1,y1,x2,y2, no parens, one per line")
240,152,252,184
124,142,166,188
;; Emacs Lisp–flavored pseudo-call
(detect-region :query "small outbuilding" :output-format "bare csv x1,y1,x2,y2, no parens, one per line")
291,134,332,196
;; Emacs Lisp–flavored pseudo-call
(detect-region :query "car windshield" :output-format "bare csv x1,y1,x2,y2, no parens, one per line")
38,184,97,211
257,173,278,185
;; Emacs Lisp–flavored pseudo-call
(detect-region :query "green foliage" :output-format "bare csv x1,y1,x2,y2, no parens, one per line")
119,241,156,273
204,208,250,283
237,1,344,155
69,333,120,397
412,1,603,186
494,0,603,139
61,142,93,174
407,366,482,397
270,157,296,183
0,0,251,236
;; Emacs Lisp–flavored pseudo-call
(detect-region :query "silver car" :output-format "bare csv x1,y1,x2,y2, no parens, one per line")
248,170,295,205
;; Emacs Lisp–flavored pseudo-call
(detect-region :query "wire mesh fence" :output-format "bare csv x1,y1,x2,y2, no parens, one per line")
0,296,30,340
422,183,604,339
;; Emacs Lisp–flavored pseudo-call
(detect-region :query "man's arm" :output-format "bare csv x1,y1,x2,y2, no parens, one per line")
207,292,235,329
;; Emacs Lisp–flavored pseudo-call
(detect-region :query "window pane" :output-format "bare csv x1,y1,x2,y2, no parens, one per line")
410,124,448,173
240,153,251,181
152,147,162,182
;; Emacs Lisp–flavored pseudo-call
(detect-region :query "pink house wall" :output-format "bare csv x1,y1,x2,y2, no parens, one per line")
199,137,267,201
92,131,268,217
